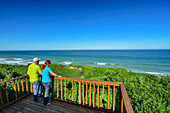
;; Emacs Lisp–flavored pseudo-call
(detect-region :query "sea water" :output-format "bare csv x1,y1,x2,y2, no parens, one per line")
0,50,170,76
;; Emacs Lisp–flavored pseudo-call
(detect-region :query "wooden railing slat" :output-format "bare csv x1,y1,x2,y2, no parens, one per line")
61,79,63,100
72,81,74,101
89,83,91,106
113,85,115,111
17,79,21,97
21,78,24,95
82,82,84,105
107,85,110,109
79,82,81,104
65,80,66,101
86,82,88,105
97,84,99,108
13,80,17,99
25,77,28,93
57,79,59,98
5,83,9,103
93,83,95,107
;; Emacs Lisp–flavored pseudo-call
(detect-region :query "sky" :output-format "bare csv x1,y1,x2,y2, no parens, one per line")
0,0,170,50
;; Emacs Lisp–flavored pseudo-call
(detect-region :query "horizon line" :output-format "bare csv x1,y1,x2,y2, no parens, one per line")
0,49,170,51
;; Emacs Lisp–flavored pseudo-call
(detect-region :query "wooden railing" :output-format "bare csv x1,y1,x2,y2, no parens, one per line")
52,77,134,113
0,75,30,109
0,75,134,113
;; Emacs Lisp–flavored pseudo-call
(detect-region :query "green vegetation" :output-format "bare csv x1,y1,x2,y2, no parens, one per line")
0,64,169,113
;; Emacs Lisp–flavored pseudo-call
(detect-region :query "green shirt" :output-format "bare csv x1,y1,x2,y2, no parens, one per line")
27,63,42,82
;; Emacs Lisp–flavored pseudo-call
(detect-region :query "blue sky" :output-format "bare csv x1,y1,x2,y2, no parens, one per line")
0,0,170,50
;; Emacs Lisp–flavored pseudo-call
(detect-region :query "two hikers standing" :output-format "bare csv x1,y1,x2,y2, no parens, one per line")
27,57,61,105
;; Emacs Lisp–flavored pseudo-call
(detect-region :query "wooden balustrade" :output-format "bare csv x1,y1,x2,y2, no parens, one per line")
53,76,134,113
0,75,134,113
0,75,30,109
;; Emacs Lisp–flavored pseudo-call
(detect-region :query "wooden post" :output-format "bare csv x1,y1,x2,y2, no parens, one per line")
13,80,17,99
82,82,84,105
107,85,110,109
5,83,9,103
89,83,91,106
113,86,115,111
86,82,88,105
72,81,74,101
21,78,24,95
97,84,99,108
121,96,123,113
61,79,63,100
17,79,21,97
65,80,67,101
102,84,104,108
25,77,28,93
93,83,95,107
30,83,33,93
0,89,3,106
57,79,59,98
79,82,81,104
52,77,54,99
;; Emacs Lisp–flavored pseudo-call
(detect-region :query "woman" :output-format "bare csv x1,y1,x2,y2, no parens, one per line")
41,60,61,105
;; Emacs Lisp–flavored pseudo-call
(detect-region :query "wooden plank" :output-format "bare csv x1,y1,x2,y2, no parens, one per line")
21,78,24,95
0,89,3,106
17,79,21,97
25,77,28,93
0,92,30,110
79,81,81,104
86,82,88,105
65,80,67,101
93,83,95,107
82,82,84,105
72,81,74,101
5,83,9,103
97,84,99,108
113,85,115,111
102,84,104,108
13,80,17,99
57,79,59,98
61,79,63,100
107,85,110,109
89,83,91,106
119,86,122,112
54,77,121,86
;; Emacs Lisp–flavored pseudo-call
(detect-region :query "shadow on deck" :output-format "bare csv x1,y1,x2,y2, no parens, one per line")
0,94,104,113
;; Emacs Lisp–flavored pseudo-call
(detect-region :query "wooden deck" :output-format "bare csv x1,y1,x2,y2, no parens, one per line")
0,95,105,113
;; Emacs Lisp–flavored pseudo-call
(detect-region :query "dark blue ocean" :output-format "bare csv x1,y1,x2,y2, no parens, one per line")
0,50,170,76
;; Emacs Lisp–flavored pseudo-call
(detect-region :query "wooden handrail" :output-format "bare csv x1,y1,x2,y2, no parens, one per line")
120,84,134,113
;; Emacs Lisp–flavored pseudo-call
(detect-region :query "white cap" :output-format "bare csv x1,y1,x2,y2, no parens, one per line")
33,57,40,62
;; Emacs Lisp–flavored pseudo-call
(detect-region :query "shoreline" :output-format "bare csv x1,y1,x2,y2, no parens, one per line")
0,63,168,76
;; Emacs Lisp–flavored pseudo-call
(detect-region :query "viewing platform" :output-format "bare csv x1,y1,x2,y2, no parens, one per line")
0,75,134,113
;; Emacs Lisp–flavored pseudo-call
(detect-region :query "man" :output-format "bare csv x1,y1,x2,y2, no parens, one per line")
27,57,42,102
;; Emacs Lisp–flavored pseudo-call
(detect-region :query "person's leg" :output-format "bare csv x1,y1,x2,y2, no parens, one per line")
31,81,39,102
43,82,50,105
38,81,42,95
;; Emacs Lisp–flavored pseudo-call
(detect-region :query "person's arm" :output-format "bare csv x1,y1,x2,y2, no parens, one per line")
49,71,61,77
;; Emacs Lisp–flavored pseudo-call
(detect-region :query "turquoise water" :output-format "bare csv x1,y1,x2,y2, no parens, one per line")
0,50,170,75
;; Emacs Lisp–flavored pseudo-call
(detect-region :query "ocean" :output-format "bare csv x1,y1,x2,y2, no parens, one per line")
0,50,170,76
